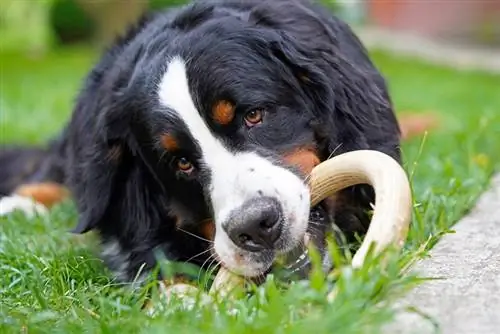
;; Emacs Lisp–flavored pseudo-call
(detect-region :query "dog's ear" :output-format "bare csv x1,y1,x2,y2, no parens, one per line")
66,35,152,233
68,56,157,234
266,21,401,162
69,101,168,238
68,96,132,234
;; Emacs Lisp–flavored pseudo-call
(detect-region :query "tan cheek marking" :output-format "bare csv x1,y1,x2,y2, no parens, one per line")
199,219,215,241
160,133,178,151
212,100,235,125
283,148,321,176
14,182,70,208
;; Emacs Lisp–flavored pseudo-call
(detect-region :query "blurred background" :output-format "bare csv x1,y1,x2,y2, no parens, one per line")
0,0,499,145
1,0,499,55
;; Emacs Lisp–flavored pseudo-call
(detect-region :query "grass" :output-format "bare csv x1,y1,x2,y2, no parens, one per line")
1,45,499,334
0,47,97,145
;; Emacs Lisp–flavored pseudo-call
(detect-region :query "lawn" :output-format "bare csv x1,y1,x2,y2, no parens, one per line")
1,44,499,334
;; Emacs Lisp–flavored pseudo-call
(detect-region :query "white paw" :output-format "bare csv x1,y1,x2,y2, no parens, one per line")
0,195,48,218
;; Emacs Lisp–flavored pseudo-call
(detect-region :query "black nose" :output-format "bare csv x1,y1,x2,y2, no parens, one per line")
223,197,283,252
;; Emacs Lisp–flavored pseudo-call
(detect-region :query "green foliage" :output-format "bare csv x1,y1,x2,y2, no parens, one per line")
149,0,189,11
0,0,57,53
0,0,193,53
319,0,341,11
49,0,95,45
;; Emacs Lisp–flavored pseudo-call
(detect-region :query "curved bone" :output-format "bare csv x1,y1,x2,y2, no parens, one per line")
307,149,412,268
209,264,247,297
210,149,413,295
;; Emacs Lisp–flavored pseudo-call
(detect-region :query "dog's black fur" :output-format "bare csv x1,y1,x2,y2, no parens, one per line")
1,0,401,282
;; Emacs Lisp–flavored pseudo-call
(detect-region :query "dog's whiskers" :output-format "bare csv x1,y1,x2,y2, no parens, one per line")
196,253,214,286
176,227,213,244
184,247,212,264
206,255,220,275
198,251,218,284
203,255,221,290
198,251,216,273
307,220,325,227
327,143,343,160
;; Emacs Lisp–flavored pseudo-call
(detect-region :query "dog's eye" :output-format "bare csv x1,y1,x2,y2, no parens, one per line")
176,157,194,173
244,109,264,127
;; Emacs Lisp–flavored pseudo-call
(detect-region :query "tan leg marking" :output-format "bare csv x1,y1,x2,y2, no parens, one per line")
14,182,70,208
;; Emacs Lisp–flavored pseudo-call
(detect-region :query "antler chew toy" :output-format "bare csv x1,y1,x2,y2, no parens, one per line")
209,149,413,295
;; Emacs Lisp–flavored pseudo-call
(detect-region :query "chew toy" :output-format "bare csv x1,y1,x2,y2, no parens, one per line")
209,150,413,296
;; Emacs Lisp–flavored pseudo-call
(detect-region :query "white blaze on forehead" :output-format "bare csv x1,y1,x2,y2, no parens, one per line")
158,56,311,276
158,57,227,164
157,56,238,215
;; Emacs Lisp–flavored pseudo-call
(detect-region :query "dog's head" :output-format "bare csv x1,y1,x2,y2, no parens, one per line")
69,1,399,279
155,52,314,276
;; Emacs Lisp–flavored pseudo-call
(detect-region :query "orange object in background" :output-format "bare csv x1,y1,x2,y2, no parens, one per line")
367,0,500,41
397,113,440,140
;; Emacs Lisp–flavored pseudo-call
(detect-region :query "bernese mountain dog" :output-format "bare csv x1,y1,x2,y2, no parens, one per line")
0,0,401,285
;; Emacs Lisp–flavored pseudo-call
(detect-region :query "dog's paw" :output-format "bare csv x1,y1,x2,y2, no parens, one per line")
0,195,49,218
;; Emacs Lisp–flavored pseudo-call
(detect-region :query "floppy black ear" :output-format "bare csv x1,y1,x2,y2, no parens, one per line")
69,145,124,234
67,95,134,234
264,16,401,162
65,23,162,234
67,51,146,234
68,96,167,237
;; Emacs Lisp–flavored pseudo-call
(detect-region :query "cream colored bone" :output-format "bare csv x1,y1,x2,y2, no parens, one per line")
209,149,413,296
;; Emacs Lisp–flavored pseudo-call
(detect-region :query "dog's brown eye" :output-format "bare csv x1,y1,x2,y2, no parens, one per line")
177,157,193,172
244,109,263,126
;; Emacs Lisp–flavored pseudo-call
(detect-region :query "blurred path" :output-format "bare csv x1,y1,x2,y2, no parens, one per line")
386,174,500,334
357,27,500,74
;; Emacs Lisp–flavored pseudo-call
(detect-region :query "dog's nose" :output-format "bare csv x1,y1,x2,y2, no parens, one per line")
224,197,283,252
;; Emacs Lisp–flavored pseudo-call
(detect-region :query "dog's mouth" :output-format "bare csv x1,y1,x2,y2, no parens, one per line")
248,244,311,285
280,245,311,279
268,204,331,282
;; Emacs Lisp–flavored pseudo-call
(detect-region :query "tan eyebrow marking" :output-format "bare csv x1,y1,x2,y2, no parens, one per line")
160,133,179,151
212,100,235,125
